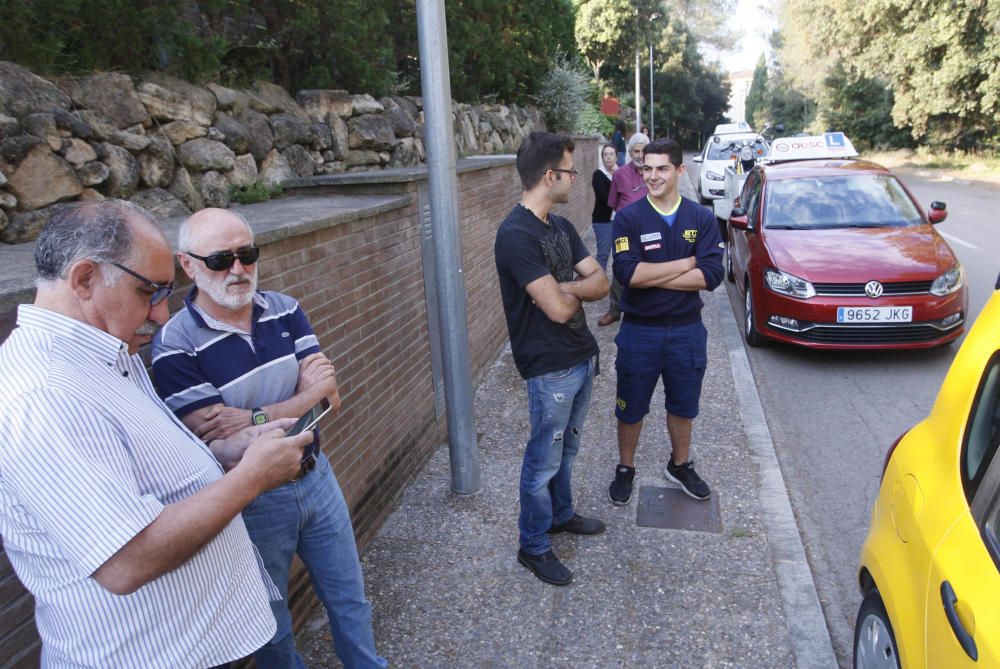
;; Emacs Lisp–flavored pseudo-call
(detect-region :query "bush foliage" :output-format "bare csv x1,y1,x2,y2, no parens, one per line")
536,54,589,133
0,0,575,102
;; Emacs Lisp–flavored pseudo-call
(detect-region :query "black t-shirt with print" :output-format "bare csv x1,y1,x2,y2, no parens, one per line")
494,204,598,379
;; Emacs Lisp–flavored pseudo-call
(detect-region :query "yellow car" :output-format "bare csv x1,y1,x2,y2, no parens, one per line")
855,288,1000,668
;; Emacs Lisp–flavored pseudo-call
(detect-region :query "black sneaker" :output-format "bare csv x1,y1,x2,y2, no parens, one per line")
517,549,573,586
665,459,712,500
549,513,606,535
608,464,636,505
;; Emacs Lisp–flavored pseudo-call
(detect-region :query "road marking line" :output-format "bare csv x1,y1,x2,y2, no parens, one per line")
939,231,977,249
714,289,839,668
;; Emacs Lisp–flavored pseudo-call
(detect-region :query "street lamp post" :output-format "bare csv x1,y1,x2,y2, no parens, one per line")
649,44,654,138
634,50,641,134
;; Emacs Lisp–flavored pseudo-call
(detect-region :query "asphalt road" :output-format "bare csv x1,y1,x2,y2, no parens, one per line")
685,154,1000,665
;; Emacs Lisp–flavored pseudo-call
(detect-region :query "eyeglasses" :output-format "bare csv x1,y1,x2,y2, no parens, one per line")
551,168,579,180
186,246,260,271
110,263,174,305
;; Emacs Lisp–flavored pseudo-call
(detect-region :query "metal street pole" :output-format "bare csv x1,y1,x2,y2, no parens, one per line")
649,44,654,138
634,50,642,133
415,0,481,495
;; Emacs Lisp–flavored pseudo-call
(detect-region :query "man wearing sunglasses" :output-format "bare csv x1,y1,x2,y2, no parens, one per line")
152,208,385,669
0,200,314,667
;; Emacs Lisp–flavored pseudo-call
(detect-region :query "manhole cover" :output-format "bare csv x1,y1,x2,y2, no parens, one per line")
636,486,722,533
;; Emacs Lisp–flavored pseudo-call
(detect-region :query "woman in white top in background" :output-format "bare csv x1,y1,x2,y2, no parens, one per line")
591,143,618,273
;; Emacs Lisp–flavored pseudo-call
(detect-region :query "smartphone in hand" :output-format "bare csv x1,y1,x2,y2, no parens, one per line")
288,403,333,436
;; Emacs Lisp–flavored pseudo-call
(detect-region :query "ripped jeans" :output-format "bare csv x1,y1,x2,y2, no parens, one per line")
519,357,595,554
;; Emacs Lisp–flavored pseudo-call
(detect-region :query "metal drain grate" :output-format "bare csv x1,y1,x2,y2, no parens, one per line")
636,486,723,533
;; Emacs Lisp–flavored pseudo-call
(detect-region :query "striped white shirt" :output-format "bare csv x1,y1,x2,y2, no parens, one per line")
0,305,278,668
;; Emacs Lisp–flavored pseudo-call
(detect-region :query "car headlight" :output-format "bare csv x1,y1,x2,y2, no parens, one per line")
705,171,725,181
930,263,964,296
764,268,816,299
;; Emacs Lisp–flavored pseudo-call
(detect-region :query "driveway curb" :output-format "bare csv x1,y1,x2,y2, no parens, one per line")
716,286,840,668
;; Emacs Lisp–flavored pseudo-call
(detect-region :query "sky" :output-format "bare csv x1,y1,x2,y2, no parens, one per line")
715,0,777,73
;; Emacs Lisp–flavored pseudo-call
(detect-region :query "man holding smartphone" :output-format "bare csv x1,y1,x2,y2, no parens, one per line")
0,200,313,667
152,208,385,669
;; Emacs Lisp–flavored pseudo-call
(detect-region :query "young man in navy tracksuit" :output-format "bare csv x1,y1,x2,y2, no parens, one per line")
607,138,724,505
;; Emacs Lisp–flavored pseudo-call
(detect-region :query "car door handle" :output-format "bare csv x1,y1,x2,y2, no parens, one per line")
940,580,978,661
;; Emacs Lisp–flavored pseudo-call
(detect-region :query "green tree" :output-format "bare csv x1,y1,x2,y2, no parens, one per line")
387,0,576,102
663,0,735,50
819,64,913,150
782,0,1000,148
216,0,395,93
574,0,635,80
645,19,731,147
744,54,768,129
0,0,193,76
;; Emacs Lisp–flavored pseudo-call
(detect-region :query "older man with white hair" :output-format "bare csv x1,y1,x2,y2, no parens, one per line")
600,131,650,326
152,208,385,669
0,199,312,668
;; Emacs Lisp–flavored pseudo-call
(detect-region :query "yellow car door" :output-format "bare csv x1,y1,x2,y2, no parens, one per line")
925,356,1000,666
925,514,1000,666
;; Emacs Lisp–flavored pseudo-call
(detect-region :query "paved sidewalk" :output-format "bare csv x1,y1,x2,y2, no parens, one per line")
299,179,839,668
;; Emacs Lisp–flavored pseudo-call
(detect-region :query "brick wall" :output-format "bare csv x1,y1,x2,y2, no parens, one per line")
0,135,598,666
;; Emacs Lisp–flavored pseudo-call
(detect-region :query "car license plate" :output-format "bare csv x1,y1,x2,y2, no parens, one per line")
836,306,913,323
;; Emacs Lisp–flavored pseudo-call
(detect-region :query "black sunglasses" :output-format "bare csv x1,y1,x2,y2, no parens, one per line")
110,262,174,305
186,246,260,271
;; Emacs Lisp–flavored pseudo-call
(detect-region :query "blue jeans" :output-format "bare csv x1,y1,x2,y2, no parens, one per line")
519,358,595,555
592,222,613,271
242,452,386,669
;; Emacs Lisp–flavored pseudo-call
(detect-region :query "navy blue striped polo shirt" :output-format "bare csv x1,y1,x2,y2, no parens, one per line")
152,289,322,452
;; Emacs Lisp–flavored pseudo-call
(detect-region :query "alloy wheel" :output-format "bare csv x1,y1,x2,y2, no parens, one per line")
855,611,900,669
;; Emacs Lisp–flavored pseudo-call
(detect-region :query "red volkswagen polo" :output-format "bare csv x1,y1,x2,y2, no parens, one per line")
726,135,967,349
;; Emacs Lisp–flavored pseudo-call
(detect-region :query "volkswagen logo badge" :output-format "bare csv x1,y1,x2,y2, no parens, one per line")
865,280,883,298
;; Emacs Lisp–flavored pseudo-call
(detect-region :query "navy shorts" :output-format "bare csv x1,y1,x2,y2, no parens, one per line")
614,320,708,422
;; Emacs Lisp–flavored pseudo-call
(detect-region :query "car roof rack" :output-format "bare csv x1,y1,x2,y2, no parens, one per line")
763,133,858,163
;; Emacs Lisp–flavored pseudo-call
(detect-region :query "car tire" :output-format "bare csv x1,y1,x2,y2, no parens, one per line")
726,243,735,283
743,280,767,347
853,589,900,669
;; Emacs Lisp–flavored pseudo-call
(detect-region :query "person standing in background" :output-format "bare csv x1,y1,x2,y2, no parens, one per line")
599,132,650,327
591,143,618,278
612,120,627,167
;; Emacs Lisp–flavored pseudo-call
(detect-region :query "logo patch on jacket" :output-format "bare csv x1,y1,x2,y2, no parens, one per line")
644,243,661,251
682,229,698,243
614,237,630,253
640,232,662,242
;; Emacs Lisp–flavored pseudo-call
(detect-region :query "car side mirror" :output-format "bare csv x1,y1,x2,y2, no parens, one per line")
928,200,947,224
730,209,749,230
693,155,703,163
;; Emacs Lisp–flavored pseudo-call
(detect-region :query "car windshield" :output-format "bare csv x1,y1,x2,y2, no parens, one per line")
706,137,768,161
763,174,923,230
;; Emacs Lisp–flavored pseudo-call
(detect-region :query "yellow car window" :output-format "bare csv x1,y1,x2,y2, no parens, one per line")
964,356,1000,503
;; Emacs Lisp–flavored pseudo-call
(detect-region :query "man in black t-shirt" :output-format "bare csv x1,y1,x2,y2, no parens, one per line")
494,132,609,586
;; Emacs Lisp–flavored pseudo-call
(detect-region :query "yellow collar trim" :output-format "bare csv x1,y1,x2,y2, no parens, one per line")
647,195,681,216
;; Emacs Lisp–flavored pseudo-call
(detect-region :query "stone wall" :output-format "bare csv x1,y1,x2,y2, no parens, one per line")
0,140,599,666
0,61,547,244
